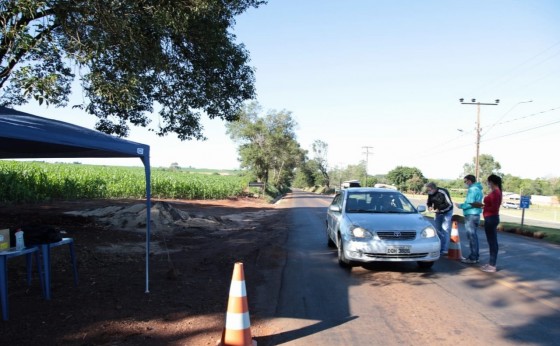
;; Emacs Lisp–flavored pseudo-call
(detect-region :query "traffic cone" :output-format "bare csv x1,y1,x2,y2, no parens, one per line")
448,221,462,260
218,262,257,346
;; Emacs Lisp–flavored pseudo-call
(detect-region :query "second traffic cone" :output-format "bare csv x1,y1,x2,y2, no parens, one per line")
448,221,462,260
218,262,257,346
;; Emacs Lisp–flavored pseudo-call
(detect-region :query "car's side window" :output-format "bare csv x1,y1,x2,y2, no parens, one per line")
332,193,342,208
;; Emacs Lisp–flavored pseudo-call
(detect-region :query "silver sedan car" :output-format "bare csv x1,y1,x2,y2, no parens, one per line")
326,188,440,269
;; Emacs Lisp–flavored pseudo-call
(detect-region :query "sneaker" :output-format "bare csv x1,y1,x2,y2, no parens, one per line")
481,264,497,273
440,251,448,256
461,258,479,264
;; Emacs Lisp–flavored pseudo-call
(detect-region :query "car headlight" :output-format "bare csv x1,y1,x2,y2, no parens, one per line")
351,226,373,238
421,226,437,238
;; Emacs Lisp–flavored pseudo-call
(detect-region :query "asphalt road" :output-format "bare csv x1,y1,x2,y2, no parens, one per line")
264,190,560,346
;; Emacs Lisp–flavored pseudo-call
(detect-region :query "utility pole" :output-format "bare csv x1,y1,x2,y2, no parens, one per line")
362,146,374,187
459,98,499,181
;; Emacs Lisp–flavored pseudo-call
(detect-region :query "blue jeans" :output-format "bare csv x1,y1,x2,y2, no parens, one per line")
434,210,452,252
484,215,500,266
464,214,480,260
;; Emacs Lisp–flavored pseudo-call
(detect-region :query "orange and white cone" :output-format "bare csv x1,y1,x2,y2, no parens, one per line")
218,262,257,346
448,221,462,260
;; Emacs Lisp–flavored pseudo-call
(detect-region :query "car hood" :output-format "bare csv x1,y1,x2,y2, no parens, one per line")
346,213,432,231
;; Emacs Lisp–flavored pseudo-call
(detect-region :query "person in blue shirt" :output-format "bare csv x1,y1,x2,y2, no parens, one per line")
456,174,483,264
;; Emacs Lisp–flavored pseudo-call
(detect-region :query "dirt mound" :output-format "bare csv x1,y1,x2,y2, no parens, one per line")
65,201,275,234
63,201,281,255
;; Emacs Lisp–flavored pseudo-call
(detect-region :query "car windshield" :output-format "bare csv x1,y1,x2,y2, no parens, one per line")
345,191,416,213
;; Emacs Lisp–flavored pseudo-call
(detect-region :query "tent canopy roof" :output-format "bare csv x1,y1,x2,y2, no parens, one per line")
0,106,153,292
0,106,149,159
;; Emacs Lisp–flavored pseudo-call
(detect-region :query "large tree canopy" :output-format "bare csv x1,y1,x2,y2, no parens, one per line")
0,0,265,139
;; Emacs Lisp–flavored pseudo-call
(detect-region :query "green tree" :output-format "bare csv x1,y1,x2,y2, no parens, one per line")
0,1,265,139
226,103,304,188
387,166,426,191
406,174,426,193
363,175,379,187
502,174,560,196
270,137,306,188
463,154,502,181
328,165,344,188
550,178,560,200
292,160,316,188
503,174,522,193
519,179,543,196
311,139,330,187
348,162,368,186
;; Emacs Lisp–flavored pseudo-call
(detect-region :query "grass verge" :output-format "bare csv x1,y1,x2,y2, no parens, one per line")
498,222,560,244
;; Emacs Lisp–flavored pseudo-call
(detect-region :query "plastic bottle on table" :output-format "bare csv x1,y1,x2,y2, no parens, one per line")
15,229,25,250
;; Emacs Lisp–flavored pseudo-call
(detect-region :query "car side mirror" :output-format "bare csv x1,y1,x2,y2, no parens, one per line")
329,205,341,213
417,205,427,212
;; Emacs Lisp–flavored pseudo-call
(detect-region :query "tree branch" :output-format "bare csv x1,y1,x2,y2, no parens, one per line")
0,6,56,62
0,23,57,88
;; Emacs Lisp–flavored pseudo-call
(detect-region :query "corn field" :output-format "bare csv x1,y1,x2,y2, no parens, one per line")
0,161,248,203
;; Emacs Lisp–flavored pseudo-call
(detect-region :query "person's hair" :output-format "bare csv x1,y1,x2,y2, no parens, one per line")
487,174,502,190
425,182,437,190
464,174,476,183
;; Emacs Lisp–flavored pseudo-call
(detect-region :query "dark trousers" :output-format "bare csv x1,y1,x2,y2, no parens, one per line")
484,215,500,266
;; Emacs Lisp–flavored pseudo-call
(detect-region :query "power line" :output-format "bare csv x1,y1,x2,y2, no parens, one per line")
511,65,560,92
471,40,560,94
416,115,560,158
488,106,560,129
483,119,560,142
401,106,560,167
427,131,471,151
482,100,533,136
414,141,474,159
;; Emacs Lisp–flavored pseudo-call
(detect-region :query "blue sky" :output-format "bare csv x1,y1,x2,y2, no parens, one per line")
18,0,560,179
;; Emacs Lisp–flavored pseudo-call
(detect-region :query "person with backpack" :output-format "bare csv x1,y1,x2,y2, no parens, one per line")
425,182,454,255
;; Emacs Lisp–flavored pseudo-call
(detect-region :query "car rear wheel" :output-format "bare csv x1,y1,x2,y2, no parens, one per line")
337,235,352,269
417,261,435,269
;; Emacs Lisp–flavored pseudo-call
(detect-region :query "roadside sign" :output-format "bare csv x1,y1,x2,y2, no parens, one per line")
248,182,265,197
520,195,531,209
520,195,531,227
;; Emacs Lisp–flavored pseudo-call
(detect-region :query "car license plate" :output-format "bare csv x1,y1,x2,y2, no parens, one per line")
387,246,411,254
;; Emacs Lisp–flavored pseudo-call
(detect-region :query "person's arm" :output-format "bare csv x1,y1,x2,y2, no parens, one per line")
458,188,475,209
426,195,433,209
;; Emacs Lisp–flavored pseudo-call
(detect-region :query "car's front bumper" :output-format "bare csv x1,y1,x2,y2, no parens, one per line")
342,238,440,263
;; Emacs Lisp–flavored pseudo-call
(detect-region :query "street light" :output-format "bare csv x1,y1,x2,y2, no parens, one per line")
459,98,500,181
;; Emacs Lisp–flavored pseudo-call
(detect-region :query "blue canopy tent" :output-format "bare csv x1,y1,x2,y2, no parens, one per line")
0,106,153,293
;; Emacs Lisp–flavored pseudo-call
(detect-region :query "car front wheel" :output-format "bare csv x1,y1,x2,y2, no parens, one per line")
337,235,352,269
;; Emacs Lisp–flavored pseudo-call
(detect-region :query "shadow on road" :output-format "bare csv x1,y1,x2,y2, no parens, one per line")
256,316,359,345
263,190,560,345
